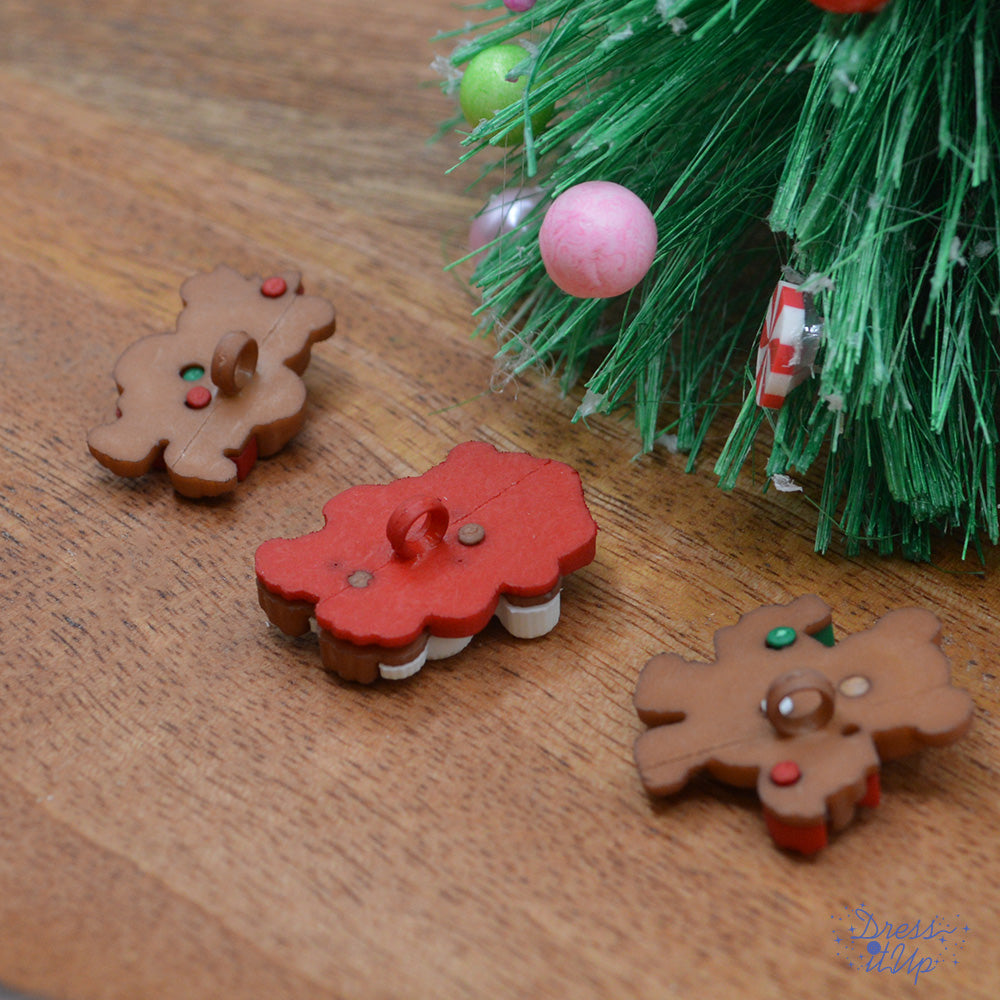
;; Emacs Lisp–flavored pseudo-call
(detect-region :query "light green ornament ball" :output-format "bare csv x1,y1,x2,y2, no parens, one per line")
459,44,552,146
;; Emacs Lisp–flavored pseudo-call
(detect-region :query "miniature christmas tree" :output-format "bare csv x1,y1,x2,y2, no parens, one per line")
436,0,999,560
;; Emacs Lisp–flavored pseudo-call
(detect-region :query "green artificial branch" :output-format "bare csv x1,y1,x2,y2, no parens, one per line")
438,0,999,560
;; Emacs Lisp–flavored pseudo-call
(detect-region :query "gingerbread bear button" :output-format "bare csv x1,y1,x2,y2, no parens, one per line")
254,441,598,684
633,596,973,853
88,265,336,497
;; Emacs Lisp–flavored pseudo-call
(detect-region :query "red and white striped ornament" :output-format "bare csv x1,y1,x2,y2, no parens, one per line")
754,280,820,409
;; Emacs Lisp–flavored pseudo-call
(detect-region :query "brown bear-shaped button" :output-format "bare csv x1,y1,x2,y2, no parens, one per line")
633,596,974,853
88,265,335,497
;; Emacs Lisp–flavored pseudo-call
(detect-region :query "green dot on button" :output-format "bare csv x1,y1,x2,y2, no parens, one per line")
181,364,205,381
765,626,797,649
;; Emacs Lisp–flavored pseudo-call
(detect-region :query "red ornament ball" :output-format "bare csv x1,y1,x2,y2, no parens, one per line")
539,181,658,299
807,0,890,12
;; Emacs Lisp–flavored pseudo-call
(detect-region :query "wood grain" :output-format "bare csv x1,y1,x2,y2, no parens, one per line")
0,3,997,998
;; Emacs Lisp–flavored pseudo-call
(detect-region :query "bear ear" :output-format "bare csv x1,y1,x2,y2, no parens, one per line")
867,606,943,647
178,264,244,308
714,594,833,658
87,417,164,477
277,269,303,295
782,594,834,636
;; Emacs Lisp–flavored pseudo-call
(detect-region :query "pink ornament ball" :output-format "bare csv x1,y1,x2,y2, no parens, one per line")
539,181,658,299
504,0,537,11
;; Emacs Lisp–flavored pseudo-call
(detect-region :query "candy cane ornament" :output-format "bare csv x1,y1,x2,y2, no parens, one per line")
753,279,822,409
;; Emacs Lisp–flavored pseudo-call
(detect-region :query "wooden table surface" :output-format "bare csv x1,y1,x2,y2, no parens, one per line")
1,3,996,998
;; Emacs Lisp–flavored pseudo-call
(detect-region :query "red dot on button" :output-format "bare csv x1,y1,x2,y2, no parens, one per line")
185,385,212,409
770,760,801,786
261,276,287,298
